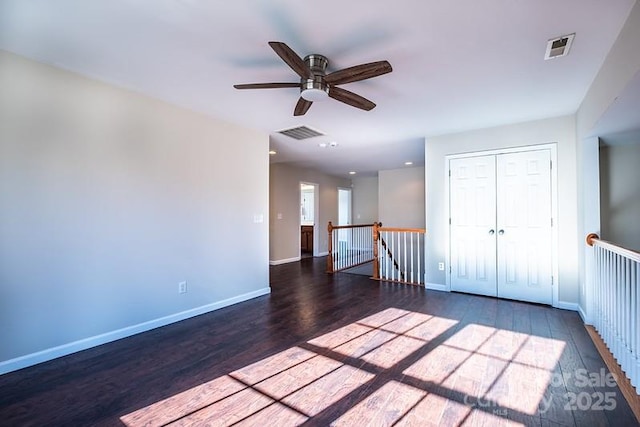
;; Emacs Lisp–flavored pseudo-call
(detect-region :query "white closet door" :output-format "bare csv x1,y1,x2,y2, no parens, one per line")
449,155,497,297
496,150,552,304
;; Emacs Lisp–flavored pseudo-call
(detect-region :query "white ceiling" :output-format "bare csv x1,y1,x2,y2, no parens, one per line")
0,0,636,177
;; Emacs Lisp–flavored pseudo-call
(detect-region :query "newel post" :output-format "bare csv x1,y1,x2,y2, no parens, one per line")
327,221,334,273
372,222,381,279
586,233,599,247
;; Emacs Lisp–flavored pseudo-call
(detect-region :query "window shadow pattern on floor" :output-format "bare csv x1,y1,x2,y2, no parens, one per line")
121,307,573,426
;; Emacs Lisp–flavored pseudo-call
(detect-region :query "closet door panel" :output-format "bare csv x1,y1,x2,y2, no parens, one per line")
496,150,552,304
449,155,497,297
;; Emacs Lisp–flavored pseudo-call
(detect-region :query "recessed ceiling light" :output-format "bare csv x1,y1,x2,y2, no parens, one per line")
329,141,338,147
349,171,356,175
318,142,327,148
269,150,277,155
405,161,413,166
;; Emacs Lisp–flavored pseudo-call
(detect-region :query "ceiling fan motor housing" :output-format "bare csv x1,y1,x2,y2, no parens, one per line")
301,54,329,101
233,41,391,115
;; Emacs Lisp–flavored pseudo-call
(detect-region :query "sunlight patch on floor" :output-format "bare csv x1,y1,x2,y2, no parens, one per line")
249,354,342,400
331,380,426,426
281,365,375,416
403,323,566,418
121,306,567,426
360,334,426,369
395,392,472,426
120,375,246,426
231,347,318,385
120,345,373,426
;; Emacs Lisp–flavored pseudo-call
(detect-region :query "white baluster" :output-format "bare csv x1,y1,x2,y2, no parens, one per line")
636,261,640,387
410,232,414,283
357,227,360,266
625,257,630,374
403,233,407,282
607,251,612,344
616,253,621,359
390,231,394,281
336,231,340,270
418,233,422,285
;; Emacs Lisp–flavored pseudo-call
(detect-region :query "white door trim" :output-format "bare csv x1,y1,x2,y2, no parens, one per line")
445,143,559,307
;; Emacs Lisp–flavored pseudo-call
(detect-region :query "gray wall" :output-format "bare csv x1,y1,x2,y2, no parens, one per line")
379,167,425,229
600,143,640,251
351,176,378,224
269,162,350,263
576,2,640,312
425,115,579,303
0,51,270,371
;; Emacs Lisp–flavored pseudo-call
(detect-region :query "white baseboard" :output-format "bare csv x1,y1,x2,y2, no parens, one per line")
316,251,329,257
426,282,448,292
269,256,301,265
555,301,579,311
0,287,271,375
578,305,592,324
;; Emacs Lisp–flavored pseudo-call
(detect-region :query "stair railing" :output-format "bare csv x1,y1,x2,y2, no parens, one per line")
373,222,426,285
586,233,640,391
378,234,405,281
327,222,376,273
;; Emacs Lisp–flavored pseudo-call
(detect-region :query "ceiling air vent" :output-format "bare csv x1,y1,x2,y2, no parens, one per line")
277,125,324,140
545,33,575,60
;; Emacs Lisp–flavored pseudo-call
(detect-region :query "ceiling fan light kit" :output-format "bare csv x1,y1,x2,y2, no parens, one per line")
300,87,328,102
234,41,392,116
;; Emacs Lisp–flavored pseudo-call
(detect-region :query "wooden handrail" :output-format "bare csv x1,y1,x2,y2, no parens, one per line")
586,233,640,262
328,222,377,231
378,227,426,233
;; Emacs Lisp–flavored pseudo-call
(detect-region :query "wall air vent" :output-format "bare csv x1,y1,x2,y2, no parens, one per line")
545,33,575,60
277,125,324,140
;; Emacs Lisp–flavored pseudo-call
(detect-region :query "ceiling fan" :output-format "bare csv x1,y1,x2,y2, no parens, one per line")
233,41,392,116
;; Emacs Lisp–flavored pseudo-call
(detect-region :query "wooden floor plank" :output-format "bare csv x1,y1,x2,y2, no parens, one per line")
0,256,637,426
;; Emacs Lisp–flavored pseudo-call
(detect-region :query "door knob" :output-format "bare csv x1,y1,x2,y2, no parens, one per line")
489,229,495,235
498,229,505,235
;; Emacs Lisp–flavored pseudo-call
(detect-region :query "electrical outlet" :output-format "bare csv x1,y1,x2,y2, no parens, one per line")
438,262,445,271
178,281,187,294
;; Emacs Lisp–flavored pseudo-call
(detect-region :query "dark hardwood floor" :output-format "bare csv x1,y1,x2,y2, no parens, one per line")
0,256,637,426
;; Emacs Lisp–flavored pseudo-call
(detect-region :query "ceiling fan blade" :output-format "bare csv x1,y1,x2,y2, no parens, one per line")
294,97,312,116
269,41,313,79
325,60,392,85
328,86,376,111
234,83,300,89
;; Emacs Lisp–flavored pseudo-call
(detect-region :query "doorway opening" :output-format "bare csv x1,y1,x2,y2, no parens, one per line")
337,187,353,254
300,182,319,258
338,188,352,226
